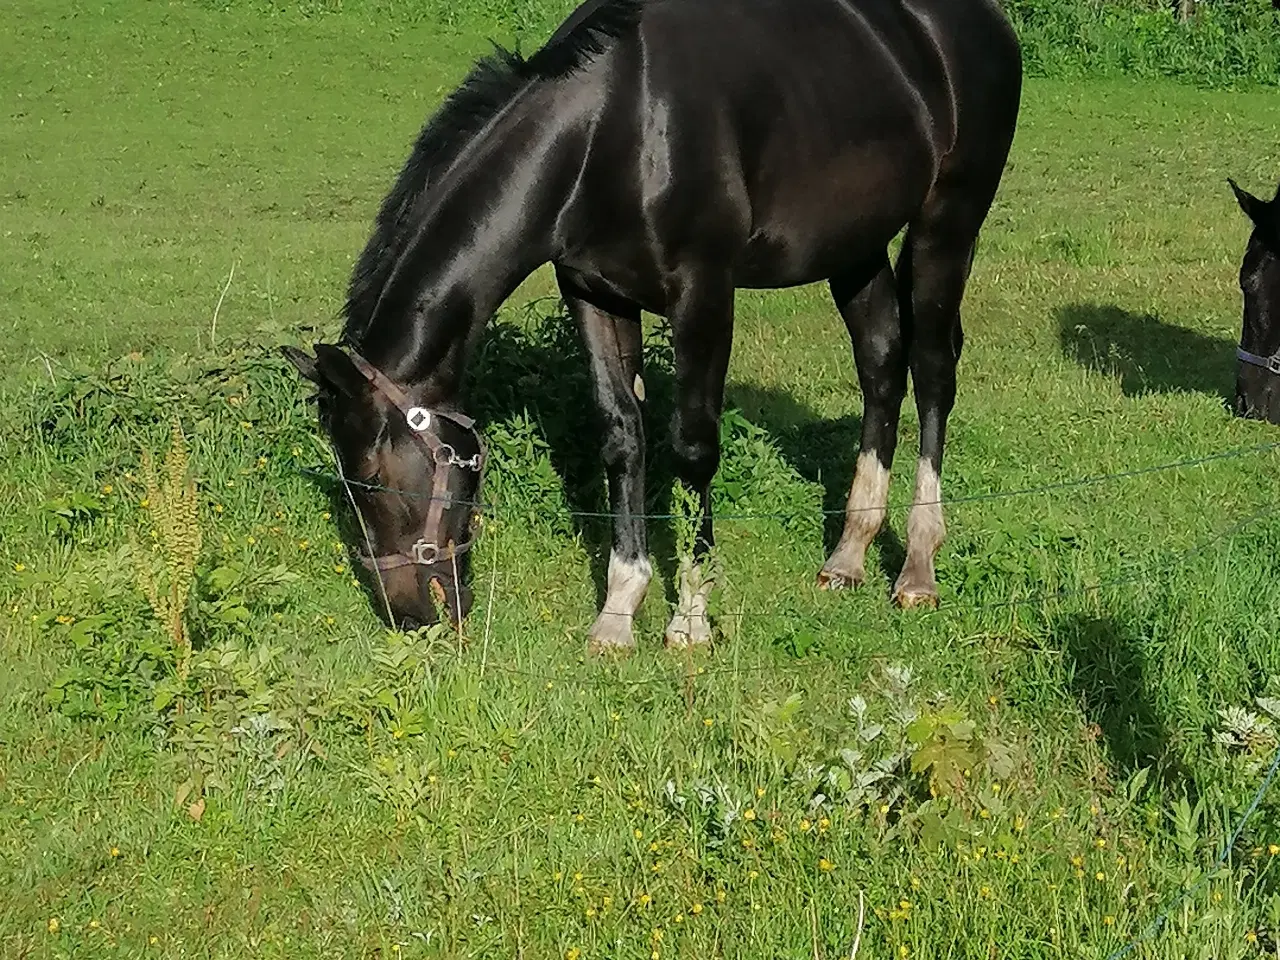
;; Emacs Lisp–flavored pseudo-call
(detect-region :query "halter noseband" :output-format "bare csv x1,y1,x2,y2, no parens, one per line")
342,349,486,574
1237,345,1280,377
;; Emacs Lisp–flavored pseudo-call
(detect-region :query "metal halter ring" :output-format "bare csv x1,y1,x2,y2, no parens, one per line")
411,540,439,565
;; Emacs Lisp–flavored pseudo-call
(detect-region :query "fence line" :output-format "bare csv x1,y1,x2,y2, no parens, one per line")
296,437,1280,521
1104,744,1280,960
418,497,1280,689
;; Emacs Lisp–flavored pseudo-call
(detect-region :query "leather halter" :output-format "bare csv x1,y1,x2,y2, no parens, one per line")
1237,344,1280,377
343,349,486,573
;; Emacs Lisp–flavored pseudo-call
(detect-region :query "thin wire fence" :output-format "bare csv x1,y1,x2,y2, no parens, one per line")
296,437,1280,518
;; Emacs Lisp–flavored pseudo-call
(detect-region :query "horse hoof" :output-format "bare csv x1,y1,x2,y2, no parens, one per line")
817,564,865,591
892,582,939,610
587,615,637,657
664,613,713,650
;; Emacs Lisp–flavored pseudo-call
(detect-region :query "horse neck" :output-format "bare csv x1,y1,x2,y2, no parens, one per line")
357,86,583,406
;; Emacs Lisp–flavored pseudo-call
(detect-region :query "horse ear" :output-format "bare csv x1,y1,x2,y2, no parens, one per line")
1229,177,1271,228
280,345,320,384
313,343,371,400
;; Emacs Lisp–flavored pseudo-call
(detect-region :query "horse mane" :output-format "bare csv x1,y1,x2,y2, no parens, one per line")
341,0,646,343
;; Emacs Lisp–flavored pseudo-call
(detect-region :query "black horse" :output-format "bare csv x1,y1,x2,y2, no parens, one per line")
283,0,1024,653
1230,177,1280,424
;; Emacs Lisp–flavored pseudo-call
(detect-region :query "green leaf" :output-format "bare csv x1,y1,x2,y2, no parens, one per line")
906,717,935,745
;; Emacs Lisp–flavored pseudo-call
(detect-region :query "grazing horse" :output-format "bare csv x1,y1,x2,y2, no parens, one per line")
283,0,1023,652
1229,177,1280,425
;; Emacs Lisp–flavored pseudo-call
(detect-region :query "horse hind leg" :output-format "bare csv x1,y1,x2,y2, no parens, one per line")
818,255,906,591
892,194,984,609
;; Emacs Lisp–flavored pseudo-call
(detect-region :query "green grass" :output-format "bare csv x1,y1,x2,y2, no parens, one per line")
6,1,1280,958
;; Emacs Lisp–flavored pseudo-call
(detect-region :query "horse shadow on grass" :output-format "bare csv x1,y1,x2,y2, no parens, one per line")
1056,303,1237,404
724,382,906,586
1050,610,1187,786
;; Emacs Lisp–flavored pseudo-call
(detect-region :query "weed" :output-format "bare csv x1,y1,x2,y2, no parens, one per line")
131,419,202,676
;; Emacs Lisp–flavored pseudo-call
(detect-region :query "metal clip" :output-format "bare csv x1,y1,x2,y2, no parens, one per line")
411,540,439,564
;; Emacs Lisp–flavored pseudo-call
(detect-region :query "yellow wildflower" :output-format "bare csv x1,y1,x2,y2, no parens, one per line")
691,903,703,915
819,858,835,872
744,808,756,821
47,918,60,934
800,819,812,832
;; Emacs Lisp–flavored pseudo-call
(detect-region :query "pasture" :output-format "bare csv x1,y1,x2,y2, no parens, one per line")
3,0,1280,957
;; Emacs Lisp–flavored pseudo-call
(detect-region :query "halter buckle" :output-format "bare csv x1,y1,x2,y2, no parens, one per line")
411,540,439,565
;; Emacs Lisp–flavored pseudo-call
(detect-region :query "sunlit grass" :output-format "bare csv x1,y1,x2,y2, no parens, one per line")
3,1,1280,958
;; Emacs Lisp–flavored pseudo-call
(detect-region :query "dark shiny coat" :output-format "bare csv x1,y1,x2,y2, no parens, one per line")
285,0,1024,638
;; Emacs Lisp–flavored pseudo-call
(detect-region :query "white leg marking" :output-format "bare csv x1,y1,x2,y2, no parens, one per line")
588,551,652,654
664,558,715,649
894,457,945,607
819,451,890,589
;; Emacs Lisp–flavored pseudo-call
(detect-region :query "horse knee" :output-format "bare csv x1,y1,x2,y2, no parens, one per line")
670,414,720,488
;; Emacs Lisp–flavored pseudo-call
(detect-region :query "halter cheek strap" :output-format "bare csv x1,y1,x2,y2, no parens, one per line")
1237,345,1280,376
342,349,487,573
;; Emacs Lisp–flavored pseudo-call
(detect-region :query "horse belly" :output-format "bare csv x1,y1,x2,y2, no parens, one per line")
735,144,933,288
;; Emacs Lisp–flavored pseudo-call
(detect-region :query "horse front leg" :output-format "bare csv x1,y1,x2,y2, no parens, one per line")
561,276,651,655
664,272,734,649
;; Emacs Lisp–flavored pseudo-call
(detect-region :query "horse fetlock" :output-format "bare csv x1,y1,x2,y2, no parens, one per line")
665,559,715,648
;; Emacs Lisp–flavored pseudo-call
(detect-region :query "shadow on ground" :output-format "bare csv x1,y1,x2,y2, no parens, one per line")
726,382,906,587
1052,611,1183,783
1056,302,1236,402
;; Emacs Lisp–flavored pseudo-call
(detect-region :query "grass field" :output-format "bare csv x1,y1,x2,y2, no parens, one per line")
5,1,1280,957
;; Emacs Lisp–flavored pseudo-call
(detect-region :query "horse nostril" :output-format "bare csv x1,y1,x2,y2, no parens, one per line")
398,615,424,633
